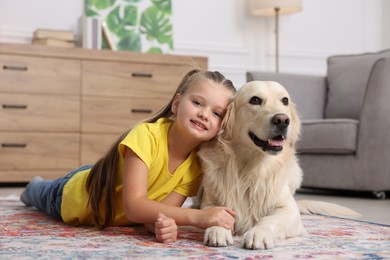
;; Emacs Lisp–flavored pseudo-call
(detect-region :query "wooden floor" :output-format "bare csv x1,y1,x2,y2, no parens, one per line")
295,189,390,225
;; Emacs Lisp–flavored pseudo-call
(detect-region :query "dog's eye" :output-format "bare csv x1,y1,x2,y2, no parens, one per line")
249,96,263,105
282,97,289,106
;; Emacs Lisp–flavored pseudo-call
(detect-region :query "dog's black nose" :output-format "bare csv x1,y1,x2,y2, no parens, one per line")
271,113,290,129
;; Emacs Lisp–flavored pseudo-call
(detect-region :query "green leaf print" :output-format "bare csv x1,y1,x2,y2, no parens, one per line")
139,6,173,46
151,0,171,15
117,30,142,51
85,7,100,17
123,0,142,3
147,47,163,54
84,0,173,53
86,0,117,10
106,5,138,35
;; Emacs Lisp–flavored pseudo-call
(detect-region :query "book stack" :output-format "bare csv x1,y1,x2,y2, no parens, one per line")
78,16,102,49
32,29,75,48
78,15,116,50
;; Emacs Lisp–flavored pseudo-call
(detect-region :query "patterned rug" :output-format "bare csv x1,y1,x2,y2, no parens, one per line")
1,197,389,259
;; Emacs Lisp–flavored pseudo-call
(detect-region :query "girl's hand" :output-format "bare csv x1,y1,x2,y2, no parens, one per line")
197,207,236,231
155,213,178,243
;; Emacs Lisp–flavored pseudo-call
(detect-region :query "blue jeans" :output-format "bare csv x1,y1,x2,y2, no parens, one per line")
23,165,93,220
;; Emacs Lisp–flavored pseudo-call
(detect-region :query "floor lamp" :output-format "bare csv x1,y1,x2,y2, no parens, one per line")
249,0,302,72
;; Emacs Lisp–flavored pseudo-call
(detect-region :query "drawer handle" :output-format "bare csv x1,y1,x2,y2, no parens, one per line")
132,72,153,78
3,65,28,71
131,108,152,114
2,104,28,109
1,143,27,148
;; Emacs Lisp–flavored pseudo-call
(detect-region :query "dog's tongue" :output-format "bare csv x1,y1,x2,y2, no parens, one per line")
268,139,284,147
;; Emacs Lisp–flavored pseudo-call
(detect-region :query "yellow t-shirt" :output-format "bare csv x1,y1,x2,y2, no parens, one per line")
61,118,202,226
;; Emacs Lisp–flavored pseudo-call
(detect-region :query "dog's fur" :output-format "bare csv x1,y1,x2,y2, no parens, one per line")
198,81,359,250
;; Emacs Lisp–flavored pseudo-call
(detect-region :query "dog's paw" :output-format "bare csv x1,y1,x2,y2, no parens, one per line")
242,227,275,250
204,226,233,247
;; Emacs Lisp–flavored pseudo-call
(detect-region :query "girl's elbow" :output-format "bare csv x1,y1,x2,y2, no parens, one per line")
125,209,144,223
124,201,140,223
124,209,136,222
124,200,149,223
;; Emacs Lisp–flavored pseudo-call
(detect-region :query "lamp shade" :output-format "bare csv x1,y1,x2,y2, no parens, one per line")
249,0,302,16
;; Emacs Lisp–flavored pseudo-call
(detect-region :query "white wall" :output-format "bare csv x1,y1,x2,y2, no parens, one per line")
384,0,390,48
0,0,388,87
0,0,83,42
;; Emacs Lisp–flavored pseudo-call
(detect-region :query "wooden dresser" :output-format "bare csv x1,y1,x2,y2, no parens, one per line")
0,43,207,182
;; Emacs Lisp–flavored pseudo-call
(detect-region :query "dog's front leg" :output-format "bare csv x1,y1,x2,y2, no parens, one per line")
204,226,233,247
201,190,234,247
242,194,305,249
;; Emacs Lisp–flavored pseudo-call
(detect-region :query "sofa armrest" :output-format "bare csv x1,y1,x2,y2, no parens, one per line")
358,58,390,170
246,71,327,119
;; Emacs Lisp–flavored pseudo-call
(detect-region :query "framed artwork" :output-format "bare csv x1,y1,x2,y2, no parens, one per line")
85,0,173,53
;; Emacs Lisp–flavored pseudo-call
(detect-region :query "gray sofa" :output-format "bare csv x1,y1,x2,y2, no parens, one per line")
247,50,390,197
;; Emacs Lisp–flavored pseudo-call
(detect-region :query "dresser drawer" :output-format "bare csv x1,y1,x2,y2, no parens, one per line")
81,133,119,165
0,54,80,95
0,132,80,170
82,60,182,98
0,93,80,131
82,96,167,133
0,43,207,183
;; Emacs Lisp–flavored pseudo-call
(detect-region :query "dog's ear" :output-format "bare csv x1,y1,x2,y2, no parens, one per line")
218,101,235,141
289,102,301,147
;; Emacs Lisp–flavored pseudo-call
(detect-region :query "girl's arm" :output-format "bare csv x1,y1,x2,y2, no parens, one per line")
145,212,177,243
144,192,186,243
122,147,235,230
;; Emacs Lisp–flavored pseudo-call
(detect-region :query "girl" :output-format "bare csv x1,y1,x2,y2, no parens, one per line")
21,69,237,243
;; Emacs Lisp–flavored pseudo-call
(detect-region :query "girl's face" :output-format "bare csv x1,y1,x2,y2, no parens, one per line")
172,80,233,143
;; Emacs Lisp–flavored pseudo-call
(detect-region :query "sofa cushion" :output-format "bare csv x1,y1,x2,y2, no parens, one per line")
326,49,390,119
297,119,359,154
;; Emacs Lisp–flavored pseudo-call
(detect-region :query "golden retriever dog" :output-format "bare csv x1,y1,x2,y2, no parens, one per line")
198,81,359,250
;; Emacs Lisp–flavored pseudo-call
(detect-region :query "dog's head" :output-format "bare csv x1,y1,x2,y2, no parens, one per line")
218,81,301,155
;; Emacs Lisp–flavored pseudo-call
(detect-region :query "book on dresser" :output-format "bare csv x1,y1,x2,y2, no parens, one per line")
33,29,75,41
78,16,102,49
32,28,75,48
34,29,74,42
32,38,75,48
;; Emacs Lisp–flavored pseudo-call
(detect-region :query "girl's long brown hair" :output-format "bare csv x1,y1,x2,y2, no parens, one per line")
85,69,236,228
